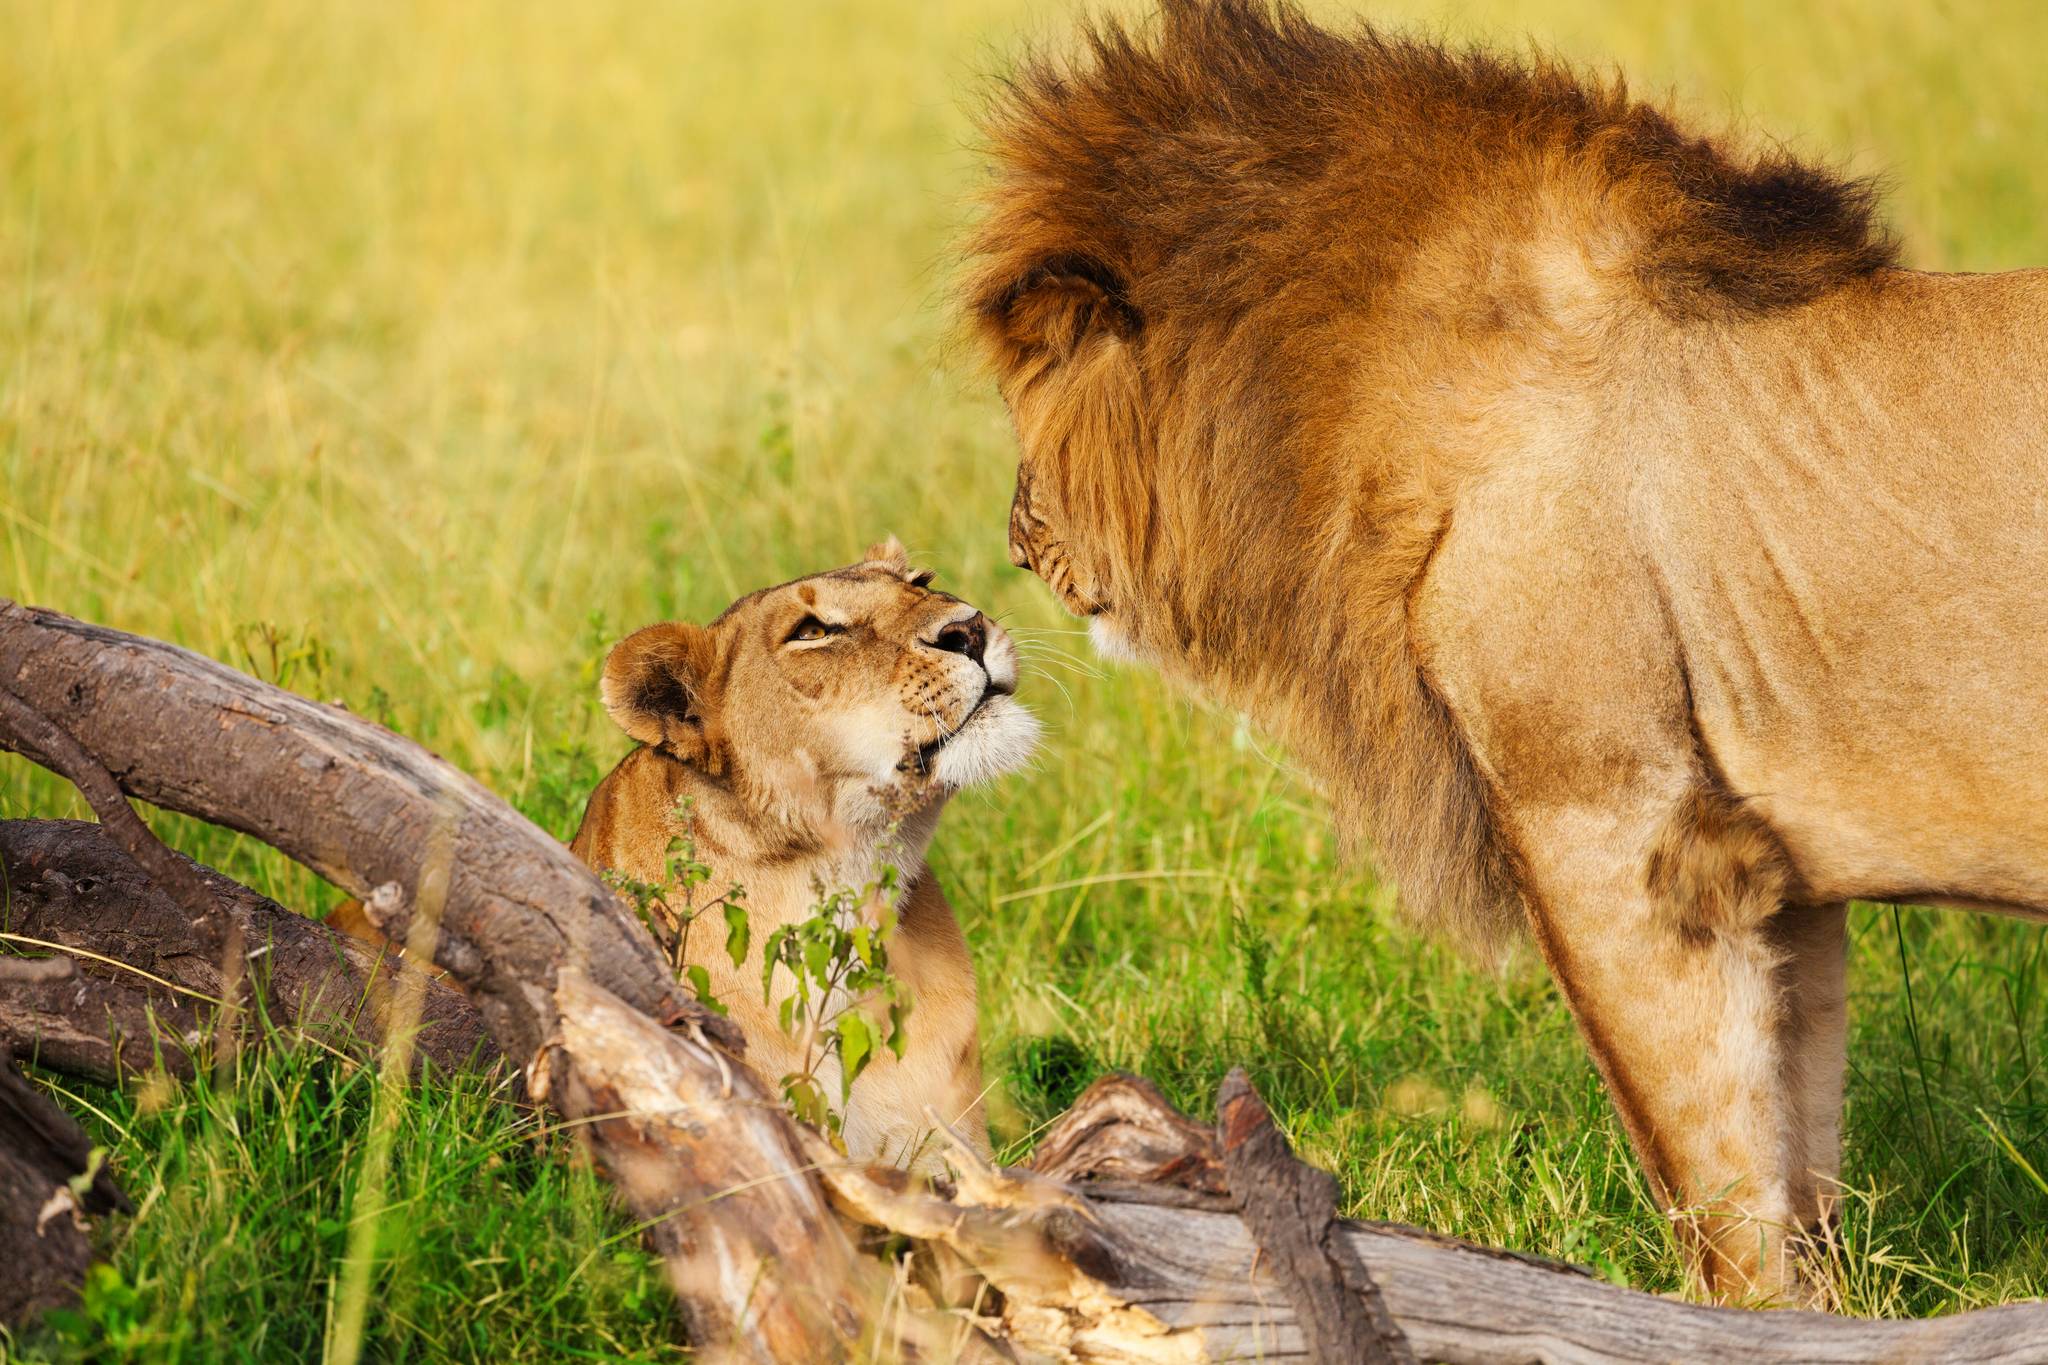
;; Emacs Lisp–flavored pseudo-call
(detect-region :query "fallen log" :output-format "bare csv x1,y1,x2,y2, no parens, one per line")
0,954,201,1082
0,602,889,1361
531,970,938,1358
0,605,712,1067
941,1073,2048,1364
0,819,491,1083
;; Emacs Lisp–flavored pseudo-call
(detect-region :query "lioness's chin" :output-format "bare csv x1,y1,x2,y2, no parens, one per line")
929,695,1040,789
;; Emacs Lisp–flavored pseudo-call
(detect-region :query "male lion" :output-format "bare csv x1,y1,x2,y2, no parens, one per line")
966,0,2047,1301
572,541,1039,1171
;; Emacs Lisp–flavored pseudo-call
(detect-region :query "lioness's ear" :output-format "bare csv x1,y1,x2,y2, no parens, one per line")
980,253,1141,360
863,536,911,576
863,537,936,588
601,622,723,769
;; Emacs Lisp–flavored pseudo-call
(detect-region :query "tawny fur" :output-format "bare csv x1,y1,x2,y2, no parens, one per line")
967,0,2047,1303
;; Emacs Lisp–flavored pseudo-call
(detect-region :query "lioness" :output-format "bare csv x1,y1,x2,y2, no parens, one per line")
571,540,1038,1171
967,0,2046,1300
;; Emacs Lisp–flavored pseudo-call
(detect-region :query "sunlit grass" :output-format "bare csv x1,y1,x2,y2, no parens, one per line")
3,0,2044,1355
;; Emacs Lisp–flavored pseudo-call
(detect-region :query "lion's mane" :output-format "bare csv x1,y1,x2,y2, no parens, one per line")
965,0,1896,950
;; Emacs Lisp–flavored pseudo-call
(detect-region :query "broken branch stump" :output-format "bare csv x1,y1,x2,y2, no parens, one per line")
0,1054,129,1326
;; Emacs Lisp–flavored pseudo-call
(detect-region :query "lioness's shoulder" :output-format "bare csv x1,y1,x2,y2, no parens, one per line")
569,745,687,882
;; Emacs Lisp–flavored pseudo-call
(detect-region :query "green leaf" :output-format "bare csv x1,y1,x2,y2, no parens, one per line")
836,1013,875,1098
761,925,794,1002
784,1075,828,1131
683,963,726,1016
723,901,750,967
886,998,911,1058
801,933,832,986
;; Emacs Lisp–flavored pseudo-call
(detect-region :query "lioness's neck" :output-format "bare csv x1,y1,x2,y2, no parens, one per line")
678,759,946,933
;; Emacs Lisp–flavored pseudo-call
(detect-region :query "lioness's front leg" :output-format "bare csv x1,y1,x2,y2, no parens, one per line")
1511,793,1817,1301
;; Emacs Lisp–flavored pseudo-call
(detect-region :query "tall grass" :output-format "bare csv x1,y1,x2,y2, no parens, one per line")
3,0,2044,1356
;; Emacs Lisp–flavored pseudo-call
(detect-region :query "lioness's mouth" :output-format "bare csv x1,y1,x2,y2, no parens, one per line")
910,692,993,772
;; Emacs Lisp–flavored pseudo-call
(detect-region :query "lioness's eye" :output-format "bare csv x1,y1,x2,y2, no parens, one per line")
787,615,841,644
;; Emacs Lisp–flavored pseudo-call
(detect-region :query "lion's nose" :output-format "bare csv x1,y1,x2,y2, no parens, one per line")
928,613,988,667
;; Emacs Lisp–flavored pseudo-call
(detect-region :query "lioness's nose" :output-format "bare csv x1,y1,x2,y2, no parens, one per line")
929,613,988,667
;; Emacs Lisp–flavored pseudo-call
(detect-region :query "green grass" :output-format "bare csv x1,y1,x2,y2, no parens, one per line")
3,0,2046,1357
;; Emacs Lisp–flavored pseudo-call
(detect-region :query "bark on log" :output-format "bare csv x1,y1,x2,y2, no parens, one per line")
1025,1072,1228,1205
0,955,201,1082
1,820,492,1083
0,603,883,1361
533,970,904,1359
1216,1068,1412,1365
0,1053,128,1326
950,1074,2048,1364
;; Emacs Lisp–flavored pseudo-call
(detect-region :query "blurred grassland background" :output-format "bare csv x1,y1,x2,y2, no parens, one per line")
3,0,2045,1357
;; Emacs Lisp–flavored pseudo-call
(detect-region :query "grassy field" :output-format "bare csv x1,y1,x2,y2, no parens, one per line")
4,0,2045,1357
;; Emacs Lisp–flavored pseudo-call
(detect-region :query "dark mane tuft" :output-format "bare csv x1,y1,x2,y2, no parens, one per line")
969,0,1897,329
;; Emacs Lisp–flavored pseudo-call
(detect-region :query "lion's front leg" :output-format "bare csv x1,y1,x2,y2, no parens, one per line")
1513,795,1821,1303
1768,899,1850,1276
1413,487,1851,1301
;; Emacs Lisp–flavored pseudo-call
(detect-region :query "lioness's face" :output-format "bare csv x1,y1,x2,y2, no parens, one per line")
601,540,1038,812
718,552,1038,796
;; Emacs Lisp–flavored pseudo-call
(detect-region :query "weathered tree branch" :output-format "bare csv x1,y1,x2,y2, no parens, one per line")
0,954,200,1083
534,972,908,1359
0,689,236,949
1025,1071,1229,1206
0,678,257,1075
0,603,884,1359
0,819,491,1082
0,603,732,1066
1217,1068,1413,1365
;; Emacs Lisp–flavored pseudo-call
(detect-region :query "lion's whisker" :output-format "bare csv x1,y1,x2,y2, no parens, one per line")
1021,662,1081,714
1016,653,1106,683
